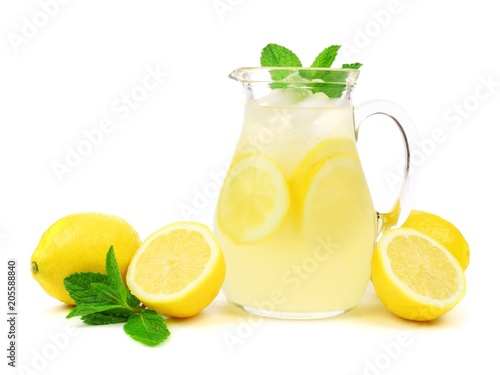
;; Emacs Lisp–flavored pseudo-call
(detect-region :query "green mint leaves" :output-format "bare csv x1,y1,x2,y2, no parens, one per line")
124,310,170,347
260,43,302,68
342,62,363,69
260,43,302,88
64,246,170,347
260,43,362,98
311,45,341,68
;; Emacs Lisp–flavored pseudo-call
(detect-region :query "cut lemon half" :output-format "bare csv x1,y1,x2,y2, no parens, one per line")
402,210,470,270
371,227,466,321
216,154,289,244
126,222,225,318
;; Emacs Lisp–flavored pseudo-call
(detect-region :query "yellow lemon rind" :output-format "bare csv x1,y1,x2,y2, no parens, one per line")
31,212,141,305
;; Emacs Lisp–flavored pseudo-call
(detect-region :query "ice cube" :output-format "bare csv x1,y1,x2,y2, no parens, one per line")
257,88,312,107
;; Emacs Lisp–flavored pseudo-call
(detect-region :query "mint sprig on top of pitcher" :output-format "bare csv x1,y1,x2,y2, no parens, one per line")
260,43,362,98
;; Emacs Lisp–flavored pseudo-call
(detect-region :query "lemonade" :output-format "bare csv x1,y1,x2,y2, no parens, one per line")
214,89,377,318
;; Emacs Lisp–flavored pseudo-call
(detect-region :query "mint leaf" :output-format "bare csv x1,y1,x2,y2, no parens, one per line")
311,45,341,68
259,44,362,98
82,309,135,325
301,45,342,84
260,43,302,68
126,291,141,309
261,43,302,87
310,64,361,98
124,309,170,347
64,247,171,346
95,282,140,310
64,272,109,304
342,62,362,69
105,246,141,308
86,283,142,317
66,302,125,319
89,283,125,304
105,246,128,300
311,83,346,99
301,70,351,98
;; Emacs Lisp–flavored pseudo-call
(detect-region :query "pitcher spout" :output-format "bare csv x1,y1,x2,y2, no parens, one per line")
228,67,248,83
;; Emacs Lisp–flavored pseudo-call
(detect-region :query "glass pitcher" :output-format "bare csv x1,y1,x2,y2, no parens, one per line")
214,67,417,319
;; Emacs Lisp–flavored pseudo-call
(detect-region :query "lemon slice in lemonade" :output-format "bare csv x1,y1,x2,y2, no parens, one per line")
291,138,357,190
371,227,466,321
126,222,226,318
297,155,375,240
216,154,289,244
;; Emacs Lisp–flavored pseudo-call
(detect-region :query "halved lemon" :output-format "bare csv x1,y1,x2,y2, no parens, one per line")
402,210,470,270
371,227,466,321
216,154,289,244
126,222,225,318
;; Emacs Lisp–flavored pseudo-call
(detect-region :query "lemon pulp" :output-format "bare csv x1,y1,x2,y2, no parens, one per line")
372,227,466,321
126,222,225,318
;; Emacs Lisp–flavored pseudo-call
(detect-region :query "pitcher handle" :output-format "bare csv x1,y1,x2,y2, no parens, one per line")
354,100,419,233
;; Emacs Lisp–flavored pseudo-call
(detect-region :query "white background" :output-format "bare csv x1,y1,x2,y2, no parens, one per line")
1,1,499,374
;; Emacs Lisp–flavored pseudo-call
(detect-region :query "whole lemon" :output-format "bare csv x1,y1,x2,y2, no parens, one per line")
31,213,141,304
402,210,470,270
